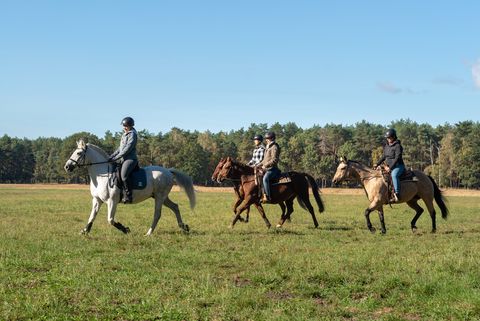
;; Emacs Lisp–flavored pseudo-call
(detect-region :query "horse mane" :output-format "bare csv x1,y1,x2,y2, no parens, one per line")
87,143,109,159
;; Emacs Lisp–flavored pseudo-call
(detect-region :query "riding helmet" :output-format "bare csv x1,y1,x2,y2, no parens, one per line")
121,117,135,127
265,131,276,140
253,134,263,141
384,128,397,139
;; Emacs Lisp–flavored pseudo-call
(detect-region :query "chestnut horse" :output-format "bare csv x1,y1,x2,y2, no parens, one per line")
332,157,449,234
216,157,324,229
211,157,286,223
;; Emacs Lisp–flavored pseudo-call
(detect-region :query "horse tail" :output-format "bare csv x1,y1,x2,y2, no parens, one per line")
428,175,449,219
304,173,325,213
169,168,196,210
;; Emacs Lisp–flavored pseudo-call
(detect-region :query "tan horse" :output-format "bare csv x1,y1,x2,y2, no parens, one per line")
332,157,448,234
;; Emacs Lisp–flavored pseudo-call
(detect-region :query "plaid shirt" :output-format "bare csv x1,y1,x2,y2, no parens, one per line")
247,145,265,166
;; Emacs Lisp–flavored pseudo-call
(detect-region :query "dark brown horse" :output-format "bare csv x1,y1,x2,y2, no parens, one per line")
211,157,286,223
216,157,324,229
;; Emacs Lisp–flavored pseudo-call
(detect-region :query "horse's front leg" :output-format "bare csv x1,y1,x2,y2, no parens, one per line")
107,199,130,234
81,197,103,234
230,199,257,228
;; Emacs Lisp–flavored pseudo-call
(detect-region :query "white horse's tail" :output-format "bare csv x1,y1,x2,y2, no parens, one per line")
169,168,196,210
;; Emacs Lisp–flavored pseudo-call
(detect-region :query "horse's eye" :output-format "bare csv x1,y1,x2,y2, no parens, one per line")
77,151,82,155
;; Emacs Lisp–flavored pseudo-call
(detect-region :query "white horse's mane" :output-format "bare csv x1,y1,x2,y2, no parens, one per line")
86,143,109,159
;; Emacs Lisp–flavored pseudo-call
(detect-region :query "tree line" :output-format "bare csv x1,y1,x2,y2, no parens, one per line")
1,119,479,188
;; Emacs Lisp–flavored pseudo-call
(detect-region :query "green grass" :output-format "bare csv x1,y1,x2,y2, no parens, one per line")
1,186,480,321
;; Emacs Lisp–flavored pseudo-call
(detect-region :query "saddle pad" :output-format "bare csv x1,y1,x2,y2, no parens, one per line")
399,170,418,182
272,173,292,185
130,168,147,190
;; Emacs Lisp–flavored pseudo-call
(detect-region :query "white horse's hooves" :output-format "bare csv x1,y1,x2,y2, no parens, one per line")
80,229,88,235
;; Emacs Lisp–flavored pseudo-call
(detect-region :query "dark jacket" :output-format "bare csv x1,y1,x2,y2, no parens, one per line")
259,141,280,170
110,128,138,162
376,140,404,168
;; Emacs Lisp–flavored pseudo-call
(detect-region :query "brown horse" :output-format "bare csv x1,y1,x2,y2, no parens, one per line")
332,157,449,234
216,157,324,229
211,157,286,223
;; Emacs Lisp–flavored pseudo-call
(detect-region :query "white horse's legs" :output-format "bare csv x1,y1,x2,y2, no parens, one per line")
164,197,189,232
107,199,130,234
146,197,164,236
81,197,103,234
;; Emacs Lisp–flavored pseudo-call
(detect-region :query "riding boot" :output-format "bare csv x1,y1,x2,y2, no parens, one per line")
389,192,399,203
122,182,133,204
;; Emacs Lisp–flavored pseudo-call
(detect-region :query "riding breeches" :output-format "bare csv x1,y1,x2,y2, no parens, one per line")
121,159,138,182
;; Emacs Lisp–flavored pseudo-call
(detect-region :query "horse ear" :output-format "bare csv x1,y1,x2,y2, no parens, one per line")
343,155,348,163
77,139,86,149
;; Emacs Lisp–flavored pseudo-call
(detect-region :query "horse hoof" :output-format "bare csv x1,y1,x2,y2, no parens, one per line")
124,227,130,234
276,224,282,228
80,229,88,235
182,224,190,232
431,229,437,234
266,224,272,229
369,227,376,233
228,224,234,229
381,229,386,235
411,227,418,233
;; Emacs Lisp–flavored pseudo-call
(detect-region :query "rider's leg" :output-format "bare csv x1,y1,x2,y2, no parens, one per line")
120,159,138,203
391,164,405,201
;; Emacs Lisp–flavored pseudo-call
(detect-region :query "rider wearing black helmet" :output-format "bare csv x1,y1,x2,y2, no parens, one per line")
247,134,265,166
258,131,281,202
108,117,138,203
375,128,405,202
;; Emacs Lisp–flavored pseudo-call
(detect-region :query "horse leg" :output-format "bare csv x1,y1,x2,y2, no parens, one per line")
407,199,424,233
107,199,130,234
364,208,376,233
232,196,246,223
81,197,102,234
424,198,437,233
253,203,271,229
276,199,294,228
377,206,386,234
144,197,163,236
279,202,289,222
164,197,189,233
299,191,319,228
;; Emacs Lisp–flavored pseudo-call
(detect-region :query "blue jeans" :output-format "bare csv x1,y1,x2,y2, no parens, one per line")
391,164,405,194
263,167,281,199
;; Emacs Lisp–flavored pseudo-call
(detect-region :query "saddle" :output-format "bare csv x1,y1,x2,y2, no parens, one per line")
382,168,418,202
254,168,292,198
109,163,148,191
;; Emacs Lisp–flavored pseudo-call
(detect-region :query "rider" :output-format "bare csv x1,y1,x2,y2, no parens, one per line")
258,131,281,203
108,117,138,204
375,128,405,202
247,134,265,166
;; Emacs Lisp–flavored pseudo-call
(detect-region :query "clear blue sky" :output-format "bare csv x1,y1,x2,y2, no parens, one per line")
1,1,479,138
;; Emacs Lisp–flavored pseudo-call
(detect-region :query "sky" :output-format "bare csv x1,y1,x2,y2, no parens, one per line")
1,1,479,139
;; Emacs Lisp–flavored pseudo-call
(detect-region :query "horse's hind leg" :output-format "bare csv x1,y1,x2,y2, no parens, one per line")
107,199,130,234
377,206,386,234
276,199,294,228
407,198,424,233
423,198,437,233
299,192,319,228
164,197,189,233
145,197,164,236
82,197,103,234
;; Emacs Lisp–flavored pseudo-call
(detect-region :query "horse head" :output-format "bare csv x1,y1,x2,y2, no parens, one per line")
64,139,88,172
211,157,226,183
332,156,351,184
217,157,234,183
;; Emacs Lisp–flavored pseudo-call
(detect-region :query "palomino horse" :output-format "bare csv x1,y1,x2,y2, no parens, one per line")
332,157,448,234
64,139,195,235
211,157,286,223
216,157,324,228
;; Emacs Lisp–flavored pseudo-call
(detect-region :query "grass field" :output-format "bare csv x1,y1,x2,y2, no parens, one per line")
1,185,480,321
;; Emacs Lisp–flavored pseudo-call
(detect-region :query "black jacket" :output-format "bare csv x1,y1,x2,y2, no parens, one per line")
376,140,404,168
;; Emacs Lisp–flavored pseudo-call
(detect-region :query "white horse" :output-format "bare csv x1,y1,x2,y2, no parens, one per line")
64,139,195,235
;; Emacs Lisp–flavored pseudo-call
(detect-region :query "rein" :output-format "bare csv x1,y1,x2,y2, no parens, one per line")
69,145,112,167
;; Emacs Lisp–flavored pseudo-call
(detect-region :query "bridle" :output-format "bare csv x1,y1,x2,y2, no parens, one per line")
69,145,112,167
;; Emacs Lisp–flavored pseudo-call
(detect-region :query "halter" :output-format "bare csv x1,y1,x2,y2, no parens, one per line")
69,145,112,167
